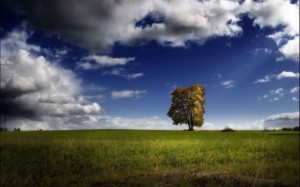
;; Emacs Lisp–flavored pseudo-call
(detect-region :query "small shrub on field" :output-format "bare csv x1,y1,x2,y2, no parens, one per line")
263,127,270,131
221,127,235,132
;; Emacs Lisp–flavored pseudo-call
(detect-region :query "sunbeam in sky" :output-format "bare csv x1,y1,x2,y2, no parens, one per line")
0,0,299,130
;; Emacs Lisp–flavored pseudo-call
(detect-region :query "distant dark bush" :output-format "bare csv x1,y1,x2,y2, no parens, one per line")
0,127,8,132
221,127,235,132
282,127,293,131
281,126,300,131
13,128,21,131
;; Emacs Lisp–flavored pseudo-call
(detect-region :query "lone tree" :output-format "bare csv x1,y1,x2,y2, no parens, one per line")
167,84,206,131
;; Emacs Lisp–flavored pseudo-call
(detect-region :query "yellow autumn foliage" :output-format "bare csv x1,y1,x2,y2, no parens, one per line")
167,84,206,131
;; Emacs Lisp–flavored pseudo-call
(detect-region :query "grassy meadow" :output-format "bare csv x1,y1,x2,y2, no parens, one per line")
0,130,299,186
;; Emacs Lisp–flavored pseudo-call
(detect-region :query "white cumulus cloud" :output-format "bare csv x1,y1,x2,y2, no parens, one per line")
254,71,299,83
78,55,135,70
103,67,144,80
290,87,299,93
253,48,272,56
253,74,275,84
221,80,235,88
111,90,147,99
0,28,103,129
248,0,299,62
260,88,287,102
277,71,300,80
279,36,299,62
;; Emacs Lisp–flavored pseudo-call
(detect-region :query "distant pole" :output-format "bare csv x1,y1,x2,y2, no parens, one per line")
0,39,4,128
0,39,2,127
0,39,2,129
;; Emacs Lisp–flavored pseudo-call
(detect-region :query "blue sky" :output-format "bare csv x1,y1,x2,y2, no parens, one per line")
0,0,299,130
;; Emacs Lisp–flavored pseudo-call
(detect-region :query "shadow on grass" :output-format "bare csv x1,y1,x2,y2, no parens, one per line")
90,171,288,187
269,134,300,136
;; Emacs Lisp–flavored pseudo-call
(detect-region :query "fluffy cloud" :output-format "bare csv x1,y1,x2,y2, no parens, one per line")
253,74,275,84
290,87,299,101
221,80,235,88
279,36,299,62
269,91,284,101
254,71,299,83
260,88,286,102
64,116,217,130
269,88,284,101
277,71,300,80
290,87,299,93
125,73,144,80
226,122,263,130
260,86,300,102
103,67,144,80
0,29,103,129
89,116,184,130
0,26,41,61
248,0,299,62
4,115,188,130
78,55,135,70
253,48,272,56
111,90,147,99
249,0,298,35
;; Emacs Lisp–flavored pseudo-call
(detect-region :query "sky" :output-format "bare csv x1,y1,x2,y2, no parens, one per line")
0,0,299,130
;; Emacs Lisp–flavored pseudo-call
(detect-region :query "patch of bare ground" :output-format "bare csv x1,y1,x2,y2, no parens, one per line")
122,171,283,187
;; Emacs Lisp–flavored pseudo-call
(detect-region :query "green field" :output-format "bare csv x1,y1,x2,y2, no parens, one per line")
0,130,299,186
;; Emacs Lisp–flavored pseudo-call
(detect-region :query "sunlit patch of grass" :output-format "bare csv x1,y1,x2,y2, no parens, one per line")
1,130,299,186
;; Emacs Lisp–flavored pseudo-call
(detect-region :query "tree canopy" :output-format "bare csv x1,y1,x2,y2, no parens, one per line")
167,84,206,131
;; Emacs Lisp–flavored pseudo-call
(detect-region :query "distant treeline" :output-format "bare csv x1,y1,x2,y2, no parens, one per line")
1,126,299,132
0,127,21,132
281,126,299,131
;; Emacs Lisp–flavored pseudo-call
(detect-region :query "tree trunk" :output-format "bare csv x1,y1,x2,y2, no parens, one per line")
188,113,194,131
188,124,194,131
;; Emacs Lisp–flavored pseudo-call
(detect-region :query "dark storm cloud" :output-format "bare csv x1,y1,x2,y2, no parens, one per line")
0,98,41,120
0,88,37,99
2,0,120,51
263,112,299,128
0,88,42,120
0,0,245,51
1,0,298,61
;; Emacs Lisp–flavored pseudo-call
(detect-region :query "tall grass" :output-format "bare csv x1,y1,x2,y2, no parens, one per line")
1,130,299,186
